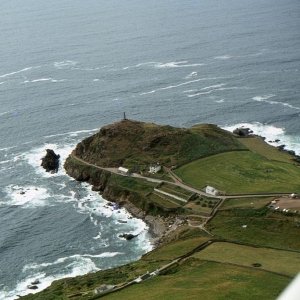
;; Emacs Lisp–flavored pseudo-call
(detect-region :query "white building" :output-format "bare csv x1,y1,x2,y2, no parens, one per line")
149,164,161,174
118,167,129,175
205,185,219,196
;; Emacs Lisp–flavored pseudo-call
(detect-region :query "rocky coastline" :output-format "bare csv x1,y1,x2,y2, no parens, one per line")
64,156,177,248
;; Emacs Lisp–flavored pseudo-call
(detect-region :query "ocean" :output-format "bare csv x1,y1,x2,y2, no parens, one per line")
0,0,299,298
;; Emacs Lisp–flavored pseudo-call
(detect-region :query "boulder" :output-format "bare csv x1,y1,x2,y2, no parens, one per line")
27,285,38,290
41,149,60,173
119,233,137,240
233,127,252,137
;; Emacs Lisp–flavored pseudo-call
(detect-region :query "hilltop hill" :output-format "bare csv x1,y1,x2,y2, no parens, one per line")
71,119,245,169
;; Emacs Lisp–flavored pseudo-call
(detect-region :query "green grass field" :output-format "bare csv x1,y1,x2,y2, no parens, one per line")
193,242,300,276
143,237,209,261
148,192,182,209
238,137,294,163
207,208,300,251
103,259,290,300
221,197,273,210
175,151,300,194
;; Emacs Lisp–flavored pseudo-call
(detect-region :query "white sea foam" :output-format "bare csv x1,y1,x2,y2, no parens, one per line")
0,81,5,85
1,255,100,300
0,66,39,79
223,122,300,155
214,55,233,60
0,111,11,117
122,61,159,70
23,78,66,84
215,99,225,103
54,60,78,69
23,252,123,272
252,94,300,110
93,78,100,82
44,128,98,138
187,85,250,97
24,143,75,178
2,185,50,208
185,71,198,79
154,61,205,69
140,77,221,96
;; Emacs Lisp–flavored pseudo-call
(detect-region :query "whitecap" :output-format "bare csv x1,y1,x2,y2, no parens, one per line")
215,99,225,103
154,61,204,69
122,61,158,70
43,128,98,138
3,256,100,300
2,185,50,208
0,111,11,117
93,78,100,82
214,55,233,60
187,85,251,97
0,66,39,79
185,71,197,79
223,122,300,155
252,95,300,110
54,60,78,69
22,78,66,84
140,77,222,96
23,142,75,178
0,81,5,85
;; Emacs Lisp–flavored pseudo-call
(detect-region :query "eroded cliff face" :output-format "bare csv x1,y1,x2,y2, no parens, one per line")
64,156,164,218
64,156,168,238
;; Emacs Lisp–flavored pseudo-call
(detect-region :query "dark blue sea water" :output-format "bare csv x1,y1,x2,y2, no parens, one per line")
0,0,299,298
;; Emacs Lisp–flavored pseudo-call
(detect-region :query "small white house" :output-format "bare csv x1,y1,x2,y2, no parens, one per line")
205,185,219,196
149,164,161,174
118,167,129,175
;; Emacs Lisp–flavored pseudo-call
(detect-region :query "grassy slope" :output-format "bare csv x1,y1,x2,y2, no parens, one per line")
175,151,300,194
221,197,274,210
103,259,289,300
238,136,294,163
193,242,300,276
207,208,300,250
74,120,245,168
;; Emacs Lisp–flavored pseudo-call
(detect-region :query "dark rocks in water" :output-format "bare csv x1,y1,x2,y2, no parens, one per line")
119,233,137,240
31,279,40,285
286,149,296,156
20,191,25,195
277,144,286,151
41,149,60,173
27,285,38,290
275,139,280,143
233,127,253,137
118,220,128,224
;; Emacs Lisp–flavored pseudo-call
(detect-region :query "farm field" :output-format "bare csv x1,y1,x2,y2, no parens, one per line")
207,208,300,251
221,197,273,210
174,151,300,194
103,260,289,300
238,136,294,163
193,242,300,276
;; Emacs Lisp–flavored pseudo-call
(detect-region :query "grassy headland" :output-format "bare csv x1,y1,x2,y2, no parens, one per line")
23,120,300,299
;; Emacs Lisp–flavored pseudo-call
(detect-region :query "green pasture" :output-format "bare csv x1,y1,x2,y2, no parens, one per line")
103,260,289,300
175,151,300,194
239,137,294,163
193,242,300,276
207,208,300,250
221,197,273,210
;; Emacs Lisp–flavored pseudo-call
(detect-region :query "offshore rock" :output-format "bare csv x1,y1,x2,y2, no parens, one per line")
41,149,60,173
233,127,253,137
119,233,137,240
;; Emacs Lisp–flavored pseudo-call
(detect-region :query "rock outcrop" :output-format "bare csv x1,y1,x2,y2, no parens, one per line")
41,149,60,173
233,127,253,137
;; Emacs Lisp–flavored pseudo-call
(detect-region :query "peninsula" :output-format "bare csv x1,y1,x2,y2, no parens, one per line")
22,119,300,300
